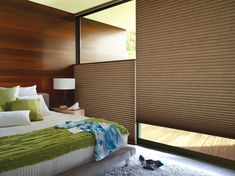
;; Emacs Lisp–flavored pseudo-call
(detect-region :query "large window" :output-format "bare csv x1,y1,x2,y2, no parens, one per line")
138,123,235,161
80,0,136,63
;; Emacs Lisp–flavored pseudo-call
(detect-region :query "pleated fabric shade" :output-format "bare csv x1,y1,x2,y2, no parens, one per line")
74,60,136,143
136,0,235,138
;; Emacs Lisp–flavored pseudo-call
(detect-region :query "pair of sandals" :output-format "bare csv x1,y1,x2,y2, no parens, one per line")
139,155,164,170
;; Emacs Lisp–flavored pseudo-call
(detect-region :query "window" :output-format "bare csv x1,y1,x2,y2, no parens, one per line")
80,0,136,63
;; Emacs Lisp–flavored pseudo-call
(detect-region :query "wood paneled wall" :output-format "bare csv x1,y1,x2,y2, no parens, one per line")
80,18,128,64
0,0,76,107
136,0,235,138
74,60,136,144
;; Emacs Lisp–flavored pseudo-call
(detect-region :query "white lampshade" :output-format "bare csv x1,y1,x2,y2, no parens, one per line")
53,78,75,90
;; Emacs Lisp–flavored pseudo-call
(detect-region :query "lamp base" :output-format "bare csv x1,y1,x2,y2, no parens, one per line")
63,90,70,106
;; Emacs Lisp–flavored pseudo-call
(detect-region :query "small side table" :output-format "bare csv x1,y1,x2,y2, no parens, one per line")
51,108,85,116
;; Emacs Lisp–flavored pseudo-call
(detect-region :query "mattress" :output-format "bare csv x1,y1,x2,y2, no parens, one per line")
0,111,128,176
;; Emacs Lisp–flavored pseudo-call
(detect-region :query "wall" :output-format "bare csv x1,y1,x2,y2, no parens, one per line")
0,0,76,107
80,18,128,63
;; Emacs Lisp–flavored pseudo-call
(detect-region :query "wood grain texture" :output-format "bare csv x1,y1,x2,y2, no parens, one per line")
140,124,235,161
0,0,76,107
136,0,235,138
74,60,136,144
80,18,128,64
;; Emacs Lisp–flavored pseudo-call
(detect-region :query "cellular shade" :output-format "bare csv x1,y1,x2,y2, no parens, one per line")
136,0,235,138
74,60,136,143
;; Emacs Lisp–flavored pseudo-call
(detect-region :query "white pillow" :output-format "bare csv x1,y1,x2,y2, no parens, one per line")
19,85,37,96
0,111,31,127
0,86,20,97
17,95,50,116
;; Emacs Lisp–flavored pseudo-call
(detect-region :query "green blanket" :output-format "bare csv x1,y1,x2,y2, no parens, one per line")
0,118,128,173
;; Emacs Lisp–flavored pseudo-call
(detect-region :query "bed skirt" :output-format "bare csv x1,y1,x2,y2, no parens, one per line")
0,136,136,176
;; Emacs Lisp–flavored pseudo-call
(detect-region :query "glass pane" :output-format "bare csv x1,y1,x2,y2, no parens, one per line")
81,0,136,63
139,123,235,160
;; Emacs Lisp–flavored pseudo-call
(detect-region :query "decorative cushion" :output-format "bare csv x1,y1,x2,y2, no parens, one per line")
19,85,37,96
0,87,19,110
0,86,19,97
17,95,50,116
8,99,43,121
0,111,31,127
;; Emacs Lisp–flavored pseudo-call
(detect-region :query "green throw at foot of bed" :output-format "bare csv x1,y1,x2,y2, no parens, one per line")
0,118,129,173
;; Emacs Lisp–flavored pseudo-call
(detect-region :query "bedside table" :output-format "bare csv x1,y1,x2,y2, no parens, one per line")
51,108,85,116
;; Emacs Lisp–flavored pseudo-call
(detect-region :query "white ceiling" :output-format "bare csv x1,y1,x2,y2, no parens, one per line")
29,0,114,14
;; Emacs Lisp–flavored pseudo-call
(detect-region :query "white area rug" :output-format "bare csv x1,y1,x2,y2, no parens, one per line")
97,146,234,176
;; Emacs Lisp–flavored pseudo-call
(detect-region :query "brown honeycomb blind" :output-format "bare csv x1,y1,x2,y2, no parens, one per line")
136,0,235,138
74,60,136,143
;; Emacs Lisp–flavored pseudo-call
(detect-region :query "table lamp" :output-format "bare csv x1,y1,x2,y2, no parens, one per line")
53,78,75,107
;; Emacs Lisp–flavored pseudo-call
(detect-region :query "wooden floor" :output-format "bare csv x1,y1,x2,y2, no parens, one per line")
140,124,235,161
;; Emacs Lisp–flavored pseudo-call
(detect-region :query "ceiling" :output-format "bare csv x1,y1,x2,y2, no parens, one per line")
29,0,114,14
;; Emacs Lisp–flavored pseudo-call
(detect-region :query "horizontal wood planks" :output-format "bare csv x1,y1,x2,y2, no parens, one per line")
0,0,76,106
140,124,235,161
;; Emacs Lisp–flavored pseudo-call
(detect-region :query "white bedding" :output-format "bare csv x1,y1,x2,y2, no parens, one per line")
0,111,87,137
0,111,128,176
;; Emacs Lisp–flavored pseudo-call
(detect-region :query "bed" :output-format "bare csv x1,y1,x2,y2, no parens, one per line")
0,93,136,176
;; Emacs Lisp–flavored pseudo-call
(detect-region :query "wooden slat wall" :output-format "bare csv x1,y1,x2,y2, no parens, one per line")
74,60,136,144
136,0,235,138
0,0,75,107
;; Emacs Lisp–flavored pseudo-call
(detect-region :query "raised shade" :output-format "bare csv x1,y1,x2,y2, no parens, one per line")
136,0,235,138
0,0,75,107
74,60,136,144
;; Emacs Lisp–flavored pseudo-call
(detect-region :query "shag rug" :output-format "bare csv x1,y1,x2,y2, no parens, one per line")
96,146,221,176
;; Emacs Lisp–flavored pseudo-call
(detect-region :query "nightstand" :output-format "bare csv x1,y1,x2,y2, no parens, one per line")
51,108,85,116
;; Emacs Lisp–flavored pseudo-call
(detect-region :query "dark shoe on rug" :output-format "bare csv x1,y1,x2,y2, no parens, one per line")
146,159,164,168
139,155,164,170
139,155,145,166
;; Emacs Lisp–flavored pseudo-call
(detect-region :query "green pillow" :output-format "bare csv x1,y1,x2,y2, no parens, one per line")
0,87,18,110
0,107,3,112
8,99,43,121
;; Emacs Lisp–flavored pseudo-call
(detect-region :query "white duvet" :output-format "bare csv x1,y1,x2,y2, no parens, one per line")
0,111,87,137
0,111,128,176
